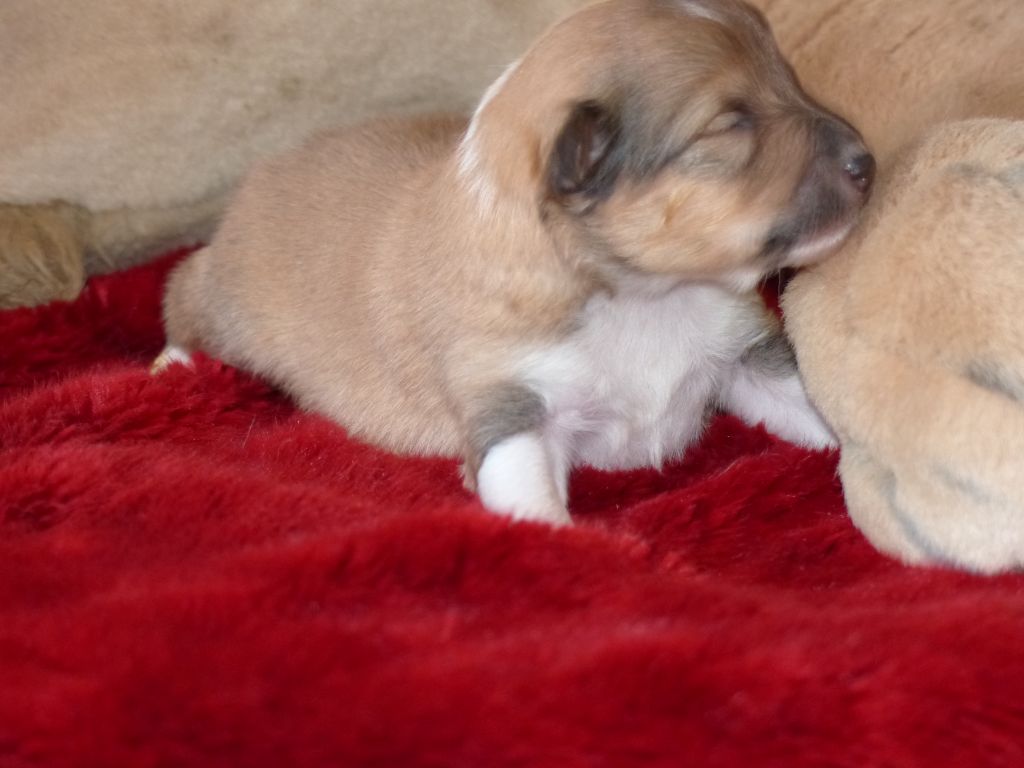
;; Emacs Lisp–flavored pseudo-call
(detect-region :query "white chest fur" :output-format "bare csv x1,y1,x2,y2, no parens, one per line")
515,284,763,472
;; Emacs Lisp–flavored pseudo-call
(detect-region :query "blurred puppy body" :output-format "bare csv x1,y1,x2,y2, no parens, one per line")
162,0,872,524
761,0,1024,571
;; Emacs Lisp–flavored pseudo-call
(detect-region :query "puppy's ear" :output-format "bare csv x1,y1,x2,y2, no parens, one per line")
548,100,622,205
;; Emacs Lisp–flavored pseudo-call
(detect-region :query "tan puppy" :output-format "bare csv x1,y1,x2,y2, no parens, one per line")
754,0,1024,570
784,119,1024,573
160,0,873,525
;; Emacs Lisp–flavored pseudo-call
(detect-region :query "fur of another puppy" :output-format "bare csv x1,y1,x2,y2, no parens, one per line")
749,0,1024,167
760,0,1024,571
784,120,1024,573
0,0,592,309
0,203,87,308
161,0,872,525
0,197,226,310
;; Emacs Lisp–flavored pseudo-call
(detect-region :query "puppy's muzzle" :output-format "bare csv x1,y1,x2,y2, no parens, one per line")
766,118,875,267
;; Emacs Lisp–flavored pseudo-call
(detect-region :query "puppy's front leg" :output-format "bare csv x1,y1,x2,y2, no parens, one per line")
719,328,837,450
463,383,571,526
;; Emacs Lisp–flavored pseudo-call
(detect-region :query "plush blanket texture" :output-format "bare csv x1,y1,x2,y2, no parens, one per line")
2,252,1023,767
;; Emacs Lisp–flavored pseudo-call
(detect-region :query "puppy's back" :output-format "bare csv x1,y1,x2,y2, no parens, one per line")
164,115,468,453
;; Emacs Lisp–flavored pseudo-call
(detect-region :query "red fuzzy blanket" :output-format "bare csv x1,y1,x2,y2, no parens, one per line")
2,252,1022,767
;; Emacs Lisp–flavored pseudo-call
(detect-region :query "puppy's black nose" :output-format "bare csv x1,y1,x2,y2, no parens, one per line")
844,152,876,195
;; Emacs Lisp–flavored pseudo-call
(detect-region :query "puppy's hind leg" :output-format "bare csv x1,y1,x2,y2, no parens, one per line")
152,248,211,374
463,383,572,526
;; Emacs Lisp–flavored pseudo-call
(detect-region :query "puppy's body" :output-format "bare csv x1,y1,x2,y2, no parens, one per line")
164,0,871,524
168,118,474,457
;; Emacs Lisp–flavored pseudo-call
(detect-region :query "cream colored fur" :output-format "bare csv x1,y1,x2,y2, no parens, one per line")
752,0,1023,164
759,0,1024,572
0,0,589,308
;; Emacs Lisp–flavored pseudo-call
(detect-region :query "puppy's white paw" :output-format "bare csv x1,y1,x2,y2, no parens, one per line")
723,366,838,451
764,372,838,450
477,433,572,526
785,407,839,451
150,345,193,375
498,503,573,528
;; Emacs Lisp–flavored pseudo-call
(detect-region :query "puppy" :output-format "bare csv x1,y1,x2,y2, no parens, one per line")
159,0,874,525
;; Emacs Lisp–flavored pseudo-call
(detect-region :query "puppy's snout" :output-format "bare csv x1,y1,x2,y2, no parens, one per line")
767,118,875,267
842,150,876,196
814,118,874,199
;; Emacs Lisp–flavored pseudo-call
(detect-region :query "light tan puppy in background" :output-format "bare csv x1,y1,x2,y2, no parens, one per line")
786,119,1024,573
750,0,1024,571
0,0,591,308
160,0,873,525
750,0,1022,166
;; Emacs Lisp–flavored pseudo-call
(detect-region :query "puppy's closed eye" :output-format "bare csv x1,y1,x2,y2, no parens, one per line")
701,103,757,136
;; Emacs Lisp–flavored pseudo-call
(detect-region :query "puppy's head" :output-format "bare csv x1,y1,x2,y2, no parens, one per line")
459,0,874,290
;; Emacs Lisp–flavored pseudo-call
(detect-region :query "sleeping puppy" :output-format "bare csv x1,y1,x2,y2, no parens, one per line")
159,0,874,525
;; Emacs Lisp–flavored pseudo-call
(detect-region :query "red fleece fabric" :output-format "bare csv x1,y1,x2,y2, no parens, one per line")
2,251,1023,767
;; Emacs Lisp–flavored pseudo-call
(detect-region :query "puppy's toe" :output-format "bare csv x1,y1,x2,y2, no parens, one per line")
150,345,194,375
